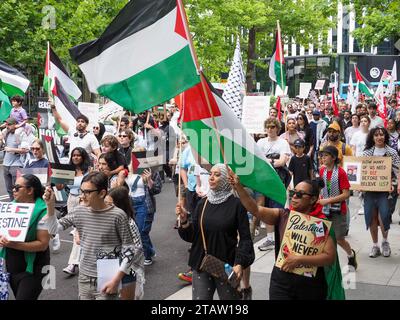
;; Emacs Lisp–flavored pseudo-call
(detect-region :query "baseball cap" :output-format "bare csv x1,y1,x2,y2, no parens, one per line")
5,117,17,125
328,121,341,132
319,145,338,160
312,109,321,116
293,139,305,147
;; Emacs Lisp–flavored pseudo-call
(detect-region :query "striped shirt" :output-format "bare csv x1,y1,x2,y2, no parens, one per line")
55,205,135,277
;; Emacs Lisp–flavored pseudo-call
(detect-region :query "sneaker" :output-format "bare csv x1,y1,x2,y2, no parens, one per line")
144,259,153,266
369,246,381,258
178,270,193,283
348,249,358,270
382,241,391,257
241,286,252,300
258,239,274,251
63,264,78,275
51,234,61,252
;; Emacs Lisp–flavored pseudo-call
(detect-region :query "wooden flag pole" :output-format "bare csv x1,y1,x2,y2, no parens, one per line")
177,0,227,166
177,93,185,227
47,41,51,100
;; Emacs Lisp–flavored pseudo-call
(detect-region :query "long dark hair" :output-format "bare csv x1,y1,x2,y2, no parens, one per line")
108,187,135,220
70,147,91,173
95,123,106,143
296,112,310,130
99,152,118,171
364,127,389,150
22,174,44,199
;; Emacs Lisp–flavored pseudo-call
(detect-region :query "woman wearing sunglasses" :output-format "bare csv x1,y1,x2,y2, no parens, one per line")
118,129,135,165
0,175,51,300
229,171,344,300
362,127,400,258
24,139,49,169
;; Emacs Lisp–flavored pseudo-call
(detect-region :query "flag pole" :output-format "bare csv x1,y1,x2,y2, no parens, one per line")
47,41,51,100
177,92,185,227
277,20,285,93
177,0,227,166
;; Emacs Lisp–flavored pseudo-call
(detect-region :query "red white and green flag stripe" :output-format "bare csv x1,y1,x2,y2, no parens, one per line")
0,59,30,97
69,0,200,113
182,76,287,205
44,44,82,100
269,22,286,92
354,65,374,98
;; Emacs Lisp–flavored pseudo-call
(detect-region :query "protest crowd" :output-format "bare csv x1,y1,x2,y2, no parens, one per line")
0,0,400,302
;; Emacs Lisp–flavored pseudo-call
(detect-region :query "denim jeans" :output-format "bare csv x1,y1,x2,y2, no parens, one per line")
132,196,155,260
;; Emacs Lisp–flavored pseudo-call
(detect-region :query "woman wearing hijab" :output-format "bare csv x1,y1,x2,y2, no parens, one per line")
176,164,255,300
93,122,106,143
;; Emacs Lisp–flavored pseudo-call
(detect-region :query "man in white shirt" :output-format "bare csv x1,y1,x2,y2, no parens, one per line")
368,102,384,129
50,103,101,159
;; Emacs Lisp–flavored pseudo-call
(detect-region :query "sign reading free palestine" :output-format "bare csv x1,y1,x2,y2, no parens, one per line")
0,202,35,242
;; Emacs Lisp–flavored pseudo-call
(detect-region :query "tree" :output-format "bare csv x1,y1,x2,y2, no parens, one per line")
349,0,400,47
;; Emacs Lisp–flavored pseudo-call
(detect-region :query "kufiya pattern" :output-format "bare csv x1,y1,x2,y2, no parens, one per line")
222,37,245,121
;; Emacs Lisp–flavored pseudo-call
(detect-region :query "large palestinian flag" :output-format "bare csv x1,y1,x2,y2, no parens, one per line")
269,23,286,92
0,59,30,97
69,0,200,113
44,45,82,100
182,76,287,205
354,65,373,98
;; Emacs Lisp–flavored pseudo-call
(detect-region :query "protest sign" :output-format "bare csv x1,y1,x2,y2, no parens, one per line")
343,156,391,192
17,168,48,185
131,150,164,174
299,82,312,99
49,162,76,185
275,211,332,277
0,202,35,242
78,102,99,129
241,96,270,134
314,80,326,90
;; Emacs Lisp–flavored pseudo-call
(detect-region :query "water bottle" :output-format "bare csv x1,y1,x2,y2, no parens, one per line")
224,263,233,278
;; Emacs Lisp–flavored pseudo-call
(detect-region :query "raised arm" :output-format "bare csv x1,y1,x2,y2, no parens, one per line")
50,99,70,132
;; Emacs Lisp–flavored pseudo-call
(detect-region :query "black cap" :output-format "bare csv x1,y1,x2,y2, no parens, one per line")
312,109,321,116
319,145,339,161
293,138,305,147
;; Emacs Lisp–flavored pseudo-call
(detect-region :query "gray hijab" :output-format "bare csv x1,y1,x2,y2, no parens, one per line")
207,164,233,204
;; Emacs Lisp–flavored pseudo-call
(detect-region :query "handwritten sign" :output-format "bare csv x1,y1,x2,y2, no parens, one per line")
299,83,312,99
241,96,270,134
275,211,331,277
78,102,99,130
314,80,326,90
343,156,392,192
0,202,35,242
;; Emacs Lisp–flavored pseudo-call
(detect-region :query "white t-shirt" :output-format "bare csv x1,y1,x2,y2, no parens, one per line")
68,128,100,157
350,131,368,156
373,147,386,156
344,126,360,145
194,165,210,196
256,137,291,157
126,174,146,197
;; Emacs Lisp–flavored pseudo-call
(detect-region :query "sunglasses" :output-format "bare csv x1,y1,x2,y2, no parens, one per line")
31,147,41,151
13,184,28,191
293,190,313,199
93,126,99,130
118,135,128,138
79,189,99,196
266,126,276,129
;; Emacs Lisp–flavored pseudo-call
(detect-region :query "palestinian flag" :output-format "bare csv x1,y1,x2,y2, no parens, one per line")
69,0,200,113
0,59,30,97
354,65,373,98
269,22,286,91
131,149,164,174
0,86,12,122
52,77,83,135
182,75,287,205
44,44,82,100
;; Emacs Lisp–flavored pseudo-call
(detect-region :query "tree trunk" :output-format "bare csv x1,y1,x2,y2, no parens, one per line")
246,27,256,93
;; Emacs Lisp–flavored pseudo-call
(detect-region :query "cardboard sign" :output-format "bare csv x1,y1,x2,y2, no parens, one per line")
314,80,326,90
131,150,164,174
49,162,76,185
78,102,99,129
241,96,270,134
17,168,48,185
275,211,332,277
343,156,392,192
299,83,312,99
0,202,35,242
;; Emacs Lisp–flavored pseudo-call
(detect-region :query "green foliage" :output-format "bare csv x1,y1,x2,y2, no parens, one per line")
350,0,400,47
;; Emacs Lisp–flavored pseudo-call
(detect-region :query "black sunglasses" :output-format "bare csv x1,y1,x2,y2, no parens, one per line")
293,190,313,199
13,184,29,191
79,189,99,196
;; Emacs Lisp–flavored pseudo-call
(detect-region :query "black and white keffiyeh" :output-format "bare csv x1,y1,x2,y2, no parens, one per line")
207,164,233,204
